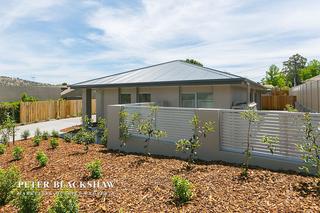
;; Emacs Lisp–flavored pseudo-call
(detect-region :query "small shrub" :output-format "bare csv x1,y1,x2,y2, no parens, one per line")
50,138,59,149
13,184,42,213
73,128,96,152
63,133,72,143
0,144,6,155
172,176,192,203
86,160,102,179
36,151,48,167
285,104,298,112
51,130,59,138
13,146,23,160
0,166,20,205
34,128,42,138
48,188,79,213
32,136,41,146
21,130,30,140
42,131,49,140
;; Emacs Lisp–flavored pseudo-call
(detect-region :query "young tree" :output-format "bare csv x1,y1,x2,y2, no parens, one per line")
135,105,167,158
282,53,307,86
119,108,130,149
0,113,16,144
176,114,215,167
240,103,279,177
297,113,320,179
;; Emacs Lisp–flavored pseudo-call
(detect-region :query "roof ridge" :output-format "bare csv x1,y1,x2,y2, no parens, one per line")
72,60,181,86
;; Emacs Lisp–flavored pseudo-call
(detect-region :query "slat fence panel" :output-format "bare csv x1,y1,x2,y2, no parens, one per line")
220,110,320,162
124,105,195,143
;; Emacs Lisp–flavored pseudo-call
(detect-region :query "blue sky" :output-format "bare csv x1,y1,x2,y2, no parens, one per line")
0,0,319,84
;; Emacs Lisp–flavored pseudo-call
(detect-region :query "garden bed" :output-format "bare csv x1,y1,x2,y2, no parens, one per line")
0,139,319,212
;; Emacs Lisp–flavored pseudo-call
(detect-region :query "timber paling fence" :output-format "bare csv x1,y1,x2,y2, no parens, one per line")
290,79,320,112
19,99,96,124
261,95,296,110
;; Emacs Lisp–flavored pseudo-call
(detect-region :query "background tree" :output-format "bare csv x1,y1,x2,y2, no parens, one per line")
299,59,320,82
262,65,286,87
185,59,203,67
282,53,307,86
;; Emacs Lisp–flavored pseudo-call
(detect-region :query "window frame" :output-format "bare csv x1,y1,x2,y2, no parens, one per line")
180,92,214,108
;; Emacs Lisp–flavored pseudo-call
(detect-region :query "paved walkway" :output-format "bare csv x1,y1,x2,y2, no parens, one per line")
13,117,82,141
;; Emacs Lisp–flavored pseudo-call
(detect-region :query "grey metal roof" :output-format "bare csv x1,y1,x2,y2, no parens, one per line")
72,60,263,88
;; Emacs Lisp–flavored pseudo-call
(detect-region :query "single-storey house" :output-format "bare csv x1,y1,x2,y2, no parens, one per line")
71,60,265,119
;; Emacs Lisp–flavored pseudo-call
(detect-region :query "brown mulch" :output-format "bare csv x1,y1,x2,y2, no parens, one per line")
0,139,319,212
60,125,81,133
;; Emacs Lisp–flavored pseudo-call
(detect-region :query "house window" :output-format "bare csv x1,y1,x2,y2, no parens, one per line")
138,94,151,102
197,93,214,108
181,94,196,108
181,93,213,108
120,94,131,104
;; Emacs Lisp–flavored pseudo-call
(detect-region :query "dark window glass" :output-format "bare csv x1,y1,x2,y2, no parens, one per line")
138,94,151,102
120,94,131,104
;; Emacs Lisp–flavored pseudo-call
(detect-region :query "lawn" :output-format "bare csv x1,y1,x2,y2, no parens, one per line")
0,138,319,212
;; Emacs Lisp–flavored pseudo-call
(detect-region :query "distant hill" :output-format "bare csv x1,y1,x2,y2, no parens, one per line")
0,76,52,87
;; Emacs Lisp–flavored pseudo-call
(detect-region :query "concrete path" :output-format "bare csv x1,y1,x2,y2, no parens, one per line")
12,117,82,141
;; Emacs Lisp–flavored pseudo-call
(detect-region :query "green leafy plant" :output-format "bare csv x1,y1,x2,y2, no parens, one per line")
42,131,49,140
63,133,72,143
0,113,16,144
21,130,30,140
0,166,20,205
135,105,167,157
285,104,298,112
32,136,41,146
34,128,42,138
51,130,59,138
119,109,130,148
86,160,102,179
13,146,24,160
261,136,279,154
73,128,96,152
50,138,59,149
21,93,37,102
12,184,42,213
0,144,6,155
297,113,320,178
176,114,215,166
172,176,192,203
36,151,48,167
48,188,79,213
97,117,108,146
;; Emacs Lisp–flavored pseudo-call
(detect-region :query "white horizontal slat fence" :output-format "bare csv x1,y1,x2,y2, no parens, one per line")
124,105,195,143
220,110,320,162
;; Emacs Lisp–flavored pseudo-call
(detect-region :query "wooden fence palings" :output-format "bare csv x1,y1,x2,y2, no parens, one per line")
261,95,296,110
20,99,96,124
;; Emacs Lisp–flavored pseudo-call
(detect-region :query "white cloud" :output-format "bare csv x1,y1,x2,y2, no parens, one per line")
0,0,320,84
86,0,320,81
